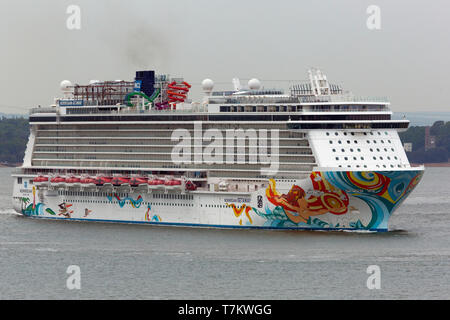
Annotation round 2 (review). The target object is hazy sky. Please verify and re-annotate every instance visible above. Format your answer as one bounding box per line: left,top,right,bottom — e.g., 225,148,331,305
0,0,449,114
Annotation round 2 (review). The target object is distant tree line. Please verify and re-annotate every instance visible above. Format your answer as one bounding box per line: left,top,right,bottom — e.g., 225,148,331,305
0,117,29,165
399,121,450,163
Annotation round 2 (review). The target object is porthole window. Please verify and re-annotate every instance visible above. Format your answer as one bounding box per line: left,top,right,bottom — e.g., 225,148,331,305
329,141,333,144
347,140,351,144
350,148,354,152
373,156,377,160
332,149,336,152
326,132,330,136
335,132,339,136
344,157,348,160
341,148,345,152
373,140,377,144
336,157,339,160
338,141,342,144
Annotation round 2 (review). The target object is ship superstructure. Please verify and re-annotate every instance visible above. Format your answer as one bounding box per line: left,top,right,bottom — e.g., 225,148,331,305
12,69,423,231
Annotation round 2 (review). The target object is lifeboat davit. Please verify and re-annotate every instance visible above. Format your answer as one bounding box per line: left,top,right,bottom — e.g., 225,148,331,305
99,176,113,185
92,177,104,186
66,176,81,184
112,176,130,186
80,177,96,185
65,176,81,188
165,178,182,190
33,176,49,187
185,181,197,191
148,178,165,189
50,176,66,189
130,177,148,186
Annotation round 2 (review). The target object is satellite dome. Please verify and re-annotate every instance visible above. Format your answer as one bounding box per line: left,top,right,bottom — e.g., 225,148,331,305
60,80,72,91
248,78,261,90
201,79,214,92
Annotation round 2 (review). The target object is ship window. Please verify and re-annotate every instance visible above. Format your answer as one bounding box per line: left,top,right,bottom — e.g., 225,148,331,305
326,132,330,136
17,177,22,184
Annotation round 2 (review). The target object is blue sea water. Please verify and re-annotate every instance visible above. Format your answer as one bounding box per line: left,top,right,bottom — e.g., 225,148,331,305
0,167,449,299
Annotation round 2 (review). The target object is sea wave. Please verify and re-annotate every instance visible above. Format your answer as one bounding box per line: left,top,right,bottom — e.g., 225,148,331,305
0,209,20,216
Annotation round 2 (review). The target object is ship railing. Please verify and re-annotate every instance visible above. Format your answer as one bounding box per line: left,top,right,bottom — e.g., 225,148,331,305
298,95,389,103
29,107,57,115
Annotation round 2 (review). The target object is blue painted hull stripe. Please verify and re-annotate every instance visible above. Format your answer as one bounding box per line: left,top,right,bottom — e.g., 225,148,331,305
21,214,388,232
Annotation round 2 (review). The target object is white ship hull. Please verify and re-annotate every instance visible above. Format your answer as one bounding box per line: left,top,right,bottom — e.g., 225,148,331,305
13,168,423,232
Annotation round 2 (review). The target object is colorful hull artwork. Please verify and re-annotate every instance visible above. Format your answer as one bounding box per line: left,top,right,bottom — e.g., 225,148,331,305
249,170,424,231
18,170,423,232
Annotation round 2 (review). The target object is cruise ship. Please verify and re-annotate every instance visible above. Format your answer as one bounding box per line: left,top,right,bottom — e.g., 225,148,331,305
12,69,424,231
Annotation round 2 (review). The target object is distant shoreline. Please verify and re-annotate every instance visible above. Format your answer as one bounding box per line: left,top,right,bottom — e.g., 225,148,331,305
412,162,450,168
